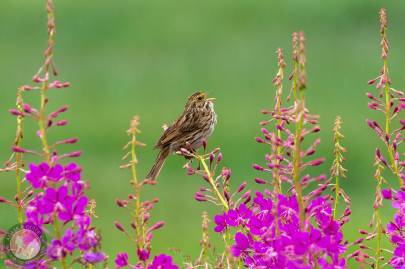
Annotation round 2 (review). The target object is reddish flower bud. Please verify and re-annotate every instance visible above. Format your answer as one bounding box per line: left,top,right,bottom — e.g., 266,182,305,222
381,188,392,199
9,109,24,117
217,152,223,163
65,151,82,158
253,164,264,171
12,146,28,153
0,197,9,203
237,181,247,193
114,221,125,232
56,120,68,126
254,178,266,184
309,158,324,166
116,199,128,208
149,221,165,232
255,137,265,143
368,78,378,85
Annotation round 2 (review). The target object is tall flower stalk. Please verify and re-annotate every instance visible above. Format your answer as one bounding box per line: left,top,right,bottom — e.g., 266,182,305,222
182,146,248,268
114,116,178,269
351,8,404,269
1,1,106,268
331,116,348,219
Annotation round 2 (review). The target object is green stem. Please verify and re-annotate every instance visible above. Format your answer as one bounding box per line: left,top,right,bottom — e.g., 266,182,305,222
375,209,382,269
131,133,145,252
293,112,305,228
333,176,340,219
53,214,67,269
14,88,25,224
39,83,51,163
383,60,402,187
199,156,229,211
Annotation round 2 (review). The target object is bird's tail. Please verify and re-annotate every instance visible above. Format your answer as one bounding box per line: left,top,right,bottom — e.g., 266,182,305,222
146,148,170,181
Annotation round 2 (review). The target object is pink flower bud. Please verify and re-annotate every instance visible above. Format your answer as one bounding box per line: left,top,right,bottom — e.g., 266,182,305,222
367,78,377,85
0,197,9,203
309,158,324,166
242,190,251,200
255,137,265,143
221,168,231,180
237,182,247,193
149,221,165,232
253,164,264,171
116,199,128,208
32,75,42,83
261,128,269,135
186,167,195,175
12,146,28,153
194,192,207,202
180,148,190,155
22,103,32,113
114,221,125,232
65,151,82,158
9,109,24,117
209,153,215,165
217,152,223,163
56,120,68,126
254,178,266,184
22,85,33,91
381,188,392,199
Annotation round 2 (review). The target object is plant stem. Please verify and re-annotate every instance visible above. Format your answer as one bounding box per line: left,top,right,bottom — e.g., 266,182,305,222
375,208,382,269
293,107,305,228
39,87,51,163
53,214,67,269
198,156,229,211
333,175,340,219
131,132,145,252
382,60,402,186
15,88,25,224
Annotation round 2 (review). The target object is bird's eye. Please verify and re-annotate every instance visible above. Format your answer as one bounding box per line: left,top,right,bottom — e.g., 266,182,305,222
197,96,203,101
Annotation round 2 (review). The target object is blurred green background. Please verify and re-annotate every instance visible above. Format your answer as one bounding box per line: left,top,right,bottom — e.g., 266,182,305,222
0,0,404,267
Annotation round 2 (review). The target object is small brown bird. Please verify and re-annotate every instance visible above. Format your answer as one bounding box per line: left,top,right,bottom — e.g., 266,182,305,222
146,91,217,181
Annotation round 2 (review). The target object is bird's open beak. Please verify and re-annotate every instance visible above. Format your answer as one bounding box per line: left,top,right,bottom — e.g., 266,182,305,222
206,97,216,102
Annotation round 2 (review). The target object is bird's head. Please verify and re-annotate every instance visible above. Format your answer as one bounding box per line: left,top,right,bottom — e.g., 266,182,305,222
186,91,215,110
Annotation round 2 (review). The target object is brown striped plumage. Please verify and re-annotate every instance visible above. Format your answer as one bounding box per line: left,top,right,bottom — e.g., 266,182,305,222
146,92,217,181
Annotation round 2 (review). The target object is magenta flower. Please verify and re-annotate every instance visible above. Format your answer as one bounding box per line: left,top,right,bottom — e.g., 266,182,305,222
47,229,75,260
115,252,129,268
58,195,88,222
63,163,82,182
147,254,179,269
215,192,346,268
214,213,228,233
231,232,251,257
387,190,405,268
83,251,106,264
26,162,63,188
41,186,73,215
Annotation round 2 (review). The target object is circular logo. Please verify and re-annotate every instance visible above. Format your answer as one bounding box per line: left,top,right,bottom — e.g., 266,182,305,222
3,223,47,265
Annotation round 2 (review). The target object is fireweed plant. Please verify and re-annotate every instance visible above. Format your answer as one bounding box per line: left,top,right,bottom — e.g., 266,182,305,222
113,116,179,269
0,3,404,269
0,0,106,268
183,32,351,268
348,9,405,269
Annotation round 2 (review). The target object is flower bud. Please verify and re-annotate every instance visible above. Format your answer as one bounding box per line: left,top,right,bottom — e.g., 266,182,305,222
148,221,165,232
252,164,264,171
381,188,392,200
237,182,247,193
9,109,24,117
114,221,125,232
254,178,266,184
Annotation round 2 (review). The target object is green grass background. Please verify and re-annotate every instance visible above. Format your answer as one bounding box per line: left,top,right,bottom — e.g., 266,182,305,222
0,0,404,267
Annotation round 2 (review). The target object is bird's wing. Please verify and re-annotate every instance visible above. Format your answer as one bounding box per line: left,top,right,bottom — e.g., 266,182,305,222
155,112,200,149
